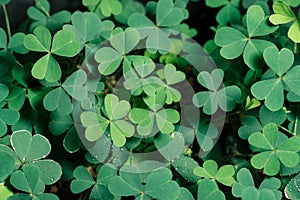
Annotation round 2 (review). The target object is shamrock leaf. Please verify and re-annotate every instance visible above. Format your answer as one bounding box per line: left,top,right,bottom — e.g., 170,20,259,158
251,46,300,111
95,28,140,75
270,1,300,43
0,108,20,138
194,160,236,187
43,87,73,115
0,0,10,5
114,0,145,24
123,56,164,96
205,0,241,24
0,151,16,182
128,0,187,53
193,69,241,115
62,70,88,101
238,105,286,139
215,5,278,69
232,168,282,200
27,0,71,32
63,11,115,54
197,179,226,200
83,0,122,17
285,173,300,200
70,164,116,199
172,155,200,183
81,94,134,147
159,64,186,104
24,26,80,82
9,164,59,200
108,166,180,200
6,86,26,111
48,112,73,136
129,90,180,136
248,123,300,176
10,130,51,163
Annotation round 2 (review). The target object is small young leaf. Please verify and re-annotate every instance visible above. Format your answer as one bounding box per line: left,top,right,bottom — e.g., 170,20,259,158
197,179,226,200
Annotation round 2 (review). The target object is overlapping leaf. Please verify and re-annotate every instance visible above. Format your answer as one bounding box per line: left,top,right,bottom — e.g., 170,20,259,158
215,5,278,69
270,1,300,43
193,68,241,114
123,56,164,96
248,123,300,176
24,26,80,82
232,168,282,200
194,160,236,187
95,28,140,75
251,46,300,111
129,90,180,136
81,94,134,147
108,166,180,200
70,164,116,199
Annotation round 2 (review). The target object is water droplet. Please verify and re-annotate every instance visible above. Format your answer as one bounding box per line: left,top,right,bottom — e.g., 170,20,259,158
50,178,54,182
297,188,300,192
22,157,26,161
289,188,293,192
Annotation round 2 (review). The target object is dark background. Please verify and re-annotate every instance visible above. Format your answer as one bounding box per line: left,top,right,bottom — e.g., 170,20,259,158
0,0,217,45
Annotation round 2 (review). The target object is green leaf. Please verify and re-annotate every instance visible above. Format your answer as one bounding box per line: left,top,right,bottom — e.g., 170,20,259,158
205,0,227,8
285,173,300,200
0,0,10,5
156,0,185,27
108,167,180,199
48,112,73,136
172,155,200,183
10,130,51,163
31,54,61,82
100,0,122,17
62,70,87,101
0,28,7,49
8,33,29,54
197,179,225,200
23,26,51,52
32,160,62,185
6,87,26,111
0,151,16,181
0,183,13,199
232,168,282,200
51,30,80,57
43,87,72,115
194,160,236,186
95,28,140,75
10,164,44,194
70,166,95,194
269,1,296,24
248,123,300,176
63,126,81,153
0,108,20,137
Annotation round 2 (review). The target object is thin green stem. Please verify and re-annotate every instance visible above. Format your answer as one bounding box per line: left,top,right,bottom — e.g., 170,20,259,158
279,125,294,136
293,107,299,136
2,5,11,39
294,43,298,54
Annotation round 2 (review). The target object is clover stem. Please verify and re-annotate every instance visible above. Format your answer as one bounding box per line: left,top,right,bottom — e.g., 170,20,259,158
294,43,298,54
279,125,294,136
2,5,11,39
293,107,299,136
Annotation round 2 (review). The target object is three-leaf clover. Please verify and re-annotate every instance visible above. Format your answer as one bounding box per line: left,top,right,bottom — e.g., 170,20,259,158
123,56,164,96
108,166,180,200
158,64,186,104
128,0,187,53
248,123,300,176
251,46,300,111
269,1,300,43
63,11,115,55
95,27,140,75
27,0,71,32
81,94,134,147
215,5,278,69
205,0,241,25
193,68,241,115
23,26,80,82
232,168,282,200
129,90,180,136
70,164,116,199
9,164,59,200
194,160,236,187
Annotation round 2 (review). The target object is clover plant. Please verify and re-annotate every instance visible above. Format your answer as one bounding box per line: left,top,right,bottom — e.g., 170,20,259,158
0,0,300,199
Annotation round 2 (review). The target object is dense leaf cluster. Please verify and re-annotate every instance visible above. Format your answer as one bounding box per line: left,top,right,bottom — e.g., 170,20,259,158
0,0,300,199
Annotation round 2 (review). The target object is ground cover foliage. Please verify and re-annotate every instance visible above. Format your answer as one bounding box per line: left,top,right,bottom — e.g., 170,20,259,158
0,0,300,199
